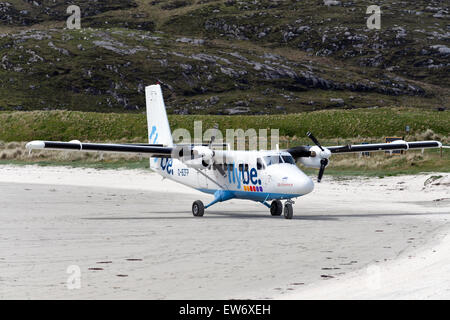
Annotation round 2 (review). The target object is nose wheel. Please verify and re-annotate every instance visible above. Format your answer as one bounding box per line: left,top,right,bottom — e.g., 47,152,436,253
269,200,294,219
283,202,293,219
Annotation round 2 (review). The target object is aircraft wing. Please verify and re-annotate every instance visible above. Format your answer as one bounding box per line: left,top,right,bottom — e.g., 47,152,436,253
326,140,442,154
287,133,445,183
26,140,174,158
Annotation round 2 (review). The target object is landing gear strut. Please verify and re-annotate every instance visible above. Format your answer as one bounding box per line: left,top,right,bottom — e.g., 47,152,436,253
192,200,205,217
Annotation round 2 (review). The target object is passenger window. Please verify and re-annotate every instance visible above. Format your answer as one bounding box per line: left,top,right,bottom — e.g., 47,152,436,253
238,163,249,171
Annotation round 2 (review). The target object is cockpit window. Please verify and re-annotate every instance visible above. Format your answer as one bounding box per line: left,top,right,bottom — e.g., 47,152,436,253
282,155,296,165
263,155,283,166
257,158,265,170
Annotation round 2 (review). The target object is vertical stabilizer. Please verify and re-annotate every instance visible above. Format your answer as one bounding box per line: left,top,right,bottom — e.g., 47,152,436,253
146,84,173,147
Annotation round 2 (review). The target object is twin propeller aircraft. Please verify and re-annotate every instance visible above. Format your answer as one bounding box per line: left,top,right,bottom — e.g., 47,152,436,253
27,85,444,219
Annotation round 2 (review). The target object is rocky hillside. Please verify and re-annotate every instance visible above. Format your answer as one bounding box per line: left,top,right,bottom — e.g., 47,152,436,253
0,0,448,114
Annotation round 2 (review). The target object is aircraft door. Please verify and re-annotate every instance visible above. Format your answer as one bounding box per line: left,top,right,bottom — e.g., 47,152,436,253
257,157,270,190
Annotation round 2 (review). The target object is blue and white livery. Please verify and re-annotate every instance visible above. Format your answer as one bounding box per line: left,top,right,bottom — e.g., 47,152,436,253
26,84,445,219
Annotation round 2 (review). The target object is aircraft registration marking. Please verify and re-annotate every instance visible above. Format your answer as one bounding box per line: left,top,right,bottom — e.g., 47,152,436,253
178,168,189,176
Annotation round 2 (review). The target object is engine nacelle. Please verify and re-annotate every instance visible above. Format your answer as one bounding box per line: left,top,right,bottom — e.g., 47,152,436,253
192,146,214,161
297,146,331,168
182,146,214,169
183,158,209,170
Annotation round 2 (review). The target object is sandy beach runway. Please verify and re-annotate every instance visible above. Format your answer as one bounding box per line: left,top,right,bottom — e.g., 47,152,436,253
0,165,448,299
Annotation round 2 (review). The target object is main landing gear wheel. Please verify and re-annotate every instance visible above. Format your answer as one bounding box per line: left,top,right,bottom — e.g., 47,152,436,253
284,203,293,220
192,200,205,217
270,200,283,216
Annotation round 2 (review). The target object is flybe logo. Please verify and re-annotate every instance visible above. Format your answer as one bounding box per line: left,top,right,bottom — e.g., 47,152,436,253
150,125,159,164
160,158,174,175
149,125,158,144
227,163,262,190
244,185,264,192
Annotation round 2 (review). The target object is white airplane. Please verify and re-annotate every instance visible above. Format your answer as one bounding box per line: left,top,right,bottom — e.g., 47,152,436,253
26,84,445,219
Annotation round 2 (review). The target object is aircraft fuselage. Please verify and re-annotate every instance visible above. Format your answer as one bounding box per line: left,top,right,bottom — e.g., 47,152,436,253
152,150,314,202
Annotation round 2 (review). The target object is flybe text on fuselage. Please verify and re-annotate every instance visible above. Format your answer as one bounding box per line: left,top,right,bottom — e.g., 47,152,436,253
227,163,262,191
159,157,263,191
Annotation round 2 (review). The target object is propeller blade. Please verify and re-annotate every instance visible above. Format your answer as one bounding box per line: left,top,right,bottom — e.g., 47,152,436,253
306,131,324,151
317,158,328,183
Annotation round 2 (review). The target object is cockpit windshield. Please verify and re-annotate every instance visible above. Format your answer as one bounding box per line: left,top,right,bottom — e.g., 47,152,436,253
263,154,296,166
263,155,283,166
282,155,296,165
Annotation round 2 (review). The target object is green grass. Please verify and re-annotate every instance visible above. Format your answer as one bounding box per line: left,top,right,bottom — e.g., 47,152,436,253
0,107,448,142
1,108,448,177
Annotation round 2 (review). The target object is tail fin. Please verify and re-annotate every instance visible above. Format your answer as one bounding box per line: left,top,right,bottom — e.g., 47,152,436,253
146,84,173,147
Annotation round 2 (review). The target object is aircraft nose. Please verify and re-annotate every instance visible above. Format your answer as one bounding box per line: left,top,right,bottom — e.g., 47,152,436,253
302,176,314,194
269,164,314,196
294,174,314,195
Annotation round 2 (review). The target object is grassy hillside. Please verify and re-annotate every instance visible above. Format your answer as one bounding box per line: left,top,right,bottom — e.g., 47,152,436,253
0,0,448,114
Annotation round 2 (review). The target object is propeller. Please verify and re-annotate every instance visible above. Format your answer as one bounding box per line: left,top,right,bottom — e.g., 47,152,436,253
306,131,324,151
306,132,330,183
